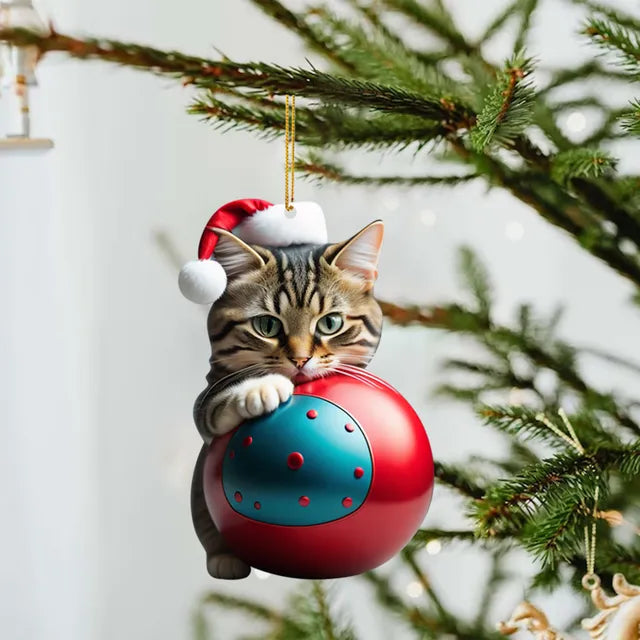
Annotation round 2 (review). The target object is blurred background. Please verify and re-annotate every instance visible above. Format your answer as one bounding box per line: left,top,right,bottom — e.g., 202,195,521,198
2,0,640,638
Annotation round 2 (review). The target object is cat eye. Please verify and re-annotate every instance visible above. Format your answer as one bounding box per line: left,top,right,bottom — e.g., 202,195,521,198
316,313,344,336
252,315,282,338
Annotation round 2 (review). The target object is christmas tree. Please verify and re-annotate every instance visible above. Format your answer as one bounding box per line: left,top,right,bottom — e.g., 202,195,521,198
4,1,640,638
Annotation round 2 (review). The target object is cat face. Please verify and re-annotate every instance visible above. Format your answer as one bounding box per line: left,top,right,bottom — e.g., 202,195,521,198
206,221,384,382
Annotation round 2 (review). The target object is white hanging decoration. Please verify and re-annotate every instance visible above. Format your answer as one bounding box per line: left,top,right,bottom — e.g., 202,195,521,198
0,0,49,139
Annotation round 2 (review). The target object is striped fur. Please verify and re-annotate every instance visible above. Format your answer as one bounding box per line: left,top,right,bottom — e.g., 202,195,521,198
191,221,384,579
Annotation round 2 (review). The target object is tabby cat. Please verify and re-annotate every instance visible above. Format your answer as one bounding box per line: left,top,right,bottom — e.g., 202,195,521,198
190,220,384,579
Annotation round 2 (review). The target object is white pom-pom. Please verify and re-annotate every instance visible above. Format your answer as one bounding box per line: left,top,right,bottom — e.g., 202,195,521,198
178,259,227,304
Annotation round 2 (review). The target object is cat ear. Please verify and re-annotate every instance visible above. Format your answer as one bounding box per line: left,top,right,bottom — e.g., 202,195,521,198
212,228,267,279
328,220,384,285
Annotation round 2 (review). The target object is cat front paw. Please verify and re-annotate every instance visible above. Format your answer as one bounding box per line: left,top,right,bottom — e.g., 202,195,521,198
207,553,251,580
235,374,294,419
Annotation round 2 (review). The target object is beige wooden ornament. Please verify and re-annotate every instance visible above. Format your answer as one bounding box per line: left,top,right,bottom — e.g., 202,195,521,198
581,573,640,640
497,413,640,640
498,601,566,639
497,574,640,640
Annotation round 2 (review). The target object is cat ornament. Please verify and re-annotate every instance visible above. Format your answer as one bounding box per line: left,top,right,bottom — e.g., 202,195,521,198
180,199,434,579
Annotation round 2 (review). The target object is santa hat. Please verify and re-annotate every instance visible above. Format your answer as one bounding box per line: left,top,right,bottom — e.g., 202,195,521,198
178,198,328,304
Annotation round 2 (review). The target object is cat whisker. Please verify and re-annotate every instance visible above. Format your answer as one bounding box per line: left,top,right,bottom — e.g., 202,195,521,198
337,351,376,364
332,365,382,389
334,363,396,391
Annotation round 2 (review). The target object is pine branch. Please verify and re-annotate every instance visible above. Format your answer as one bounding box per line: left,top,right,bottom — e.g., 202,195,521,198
481,0,522,42
514,0,540,52
479,405,620,450
309,582,352,640
521,489,598,565
577,0,640,34
380,253,640,437
409,528,477,546
472,555,506,630
190,97,448,150
585,17,640,73
297,157,478,185
622,98,640,136
247,0,356,72
533,103,574,150
550,148,617,185
199,592,285,623
401,549,455,625
473,443,640,541
0,28,474,126
303,4,467,100
539,60,632,98
580,345,640,376
458,246,492,320
380,0,475,55
361,572,440,637
434,461,487,499
345,0,449,68
471,53,536,151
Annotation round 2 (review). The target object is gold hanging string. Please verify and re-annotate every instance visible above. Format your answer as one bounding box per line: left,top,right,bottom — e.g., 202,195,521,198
535,409,585,455
582,485,600,590
284,95,296,211
535,410,602,590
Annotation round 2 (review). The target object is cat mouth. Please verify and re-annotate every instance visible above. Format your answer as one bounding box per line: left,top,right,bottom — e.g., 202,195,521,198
292,370,329,384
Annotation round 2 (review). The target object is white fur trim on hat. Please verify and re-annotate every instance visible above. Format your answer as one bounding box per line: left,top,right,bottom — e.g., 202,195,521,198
236,202,328,247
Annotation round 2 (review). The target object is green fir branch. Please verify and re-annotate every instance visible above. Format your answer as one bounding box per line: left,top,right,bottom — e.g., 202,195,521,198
471,53,536,151
539,60,632,97
0,28,474,126
514,0,540,53
434,461,487,499
585,17,640,73
297,157,478,185
550,148,618,185
481,0,522,42
303,4,467,100
361,572,438,637
479,405,620,449
380,0,475,55
622,98,640,136
189,98,448,150
473,443,640,542
248,0,356,72
576,0,640,33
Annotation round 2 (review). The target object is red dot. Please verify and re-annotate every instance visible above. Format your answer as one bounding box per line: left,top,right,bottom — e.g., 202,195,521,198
234,491,243,503
254,501,261,510
229,450,235,459
354,467,364,479
345,423,355,432
299,496,310,507
243,436,253,447
342,497,353,508
306,409,318,419
287,452,304,470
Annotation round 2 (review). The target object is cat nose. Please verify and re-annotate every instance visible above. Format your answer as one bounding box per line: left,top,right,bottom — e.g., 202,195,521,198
289,356,311,369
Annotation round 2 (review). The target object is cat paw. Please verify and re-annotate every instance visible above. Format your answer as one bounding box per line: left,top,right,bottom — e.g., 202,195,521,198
207,553,251,580
234,374,294,420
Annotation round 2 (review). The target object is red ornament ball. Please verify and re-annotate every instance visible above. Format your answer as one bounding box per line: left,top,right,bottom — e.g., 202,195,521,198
203,371,434,579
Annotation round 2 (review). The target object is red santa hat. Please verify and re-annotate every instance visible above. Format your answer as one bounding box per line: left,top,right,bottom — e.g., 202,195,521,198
178,198,328,304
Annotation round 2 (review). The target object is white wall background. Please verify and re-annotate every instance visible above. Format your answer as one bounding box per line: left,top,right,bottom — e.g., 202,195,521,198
2,1,640,639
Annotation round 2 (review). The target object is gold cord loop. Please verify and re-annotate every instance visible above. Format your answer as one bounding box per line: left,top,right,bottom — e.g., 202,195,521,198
284,95,296,211
583,485,600,587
